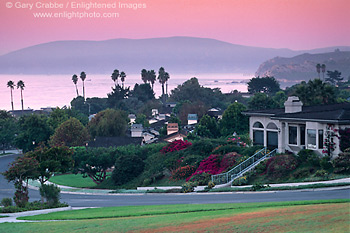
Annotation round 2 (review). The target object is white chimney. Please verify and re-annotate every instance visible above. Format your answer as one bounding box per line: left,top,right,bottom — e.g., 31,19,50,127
284,96,303,113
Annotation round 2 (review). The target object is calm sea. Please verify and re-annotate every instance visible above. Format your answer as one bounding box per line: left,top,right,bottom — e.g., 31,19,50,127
0,73,250,111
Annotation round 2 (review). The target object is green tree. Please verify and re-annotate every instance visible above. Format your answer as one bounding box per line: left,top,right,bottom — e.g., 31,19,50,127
7,80,15,111
158,67,167,103
219,102,248,136
73,147,117,184
112,153,144,186
135,114,150,127
107,84,130,108
2,155,39,207
194,114,219,138
179,101,208,125
71,96,89,115
316,63,321,78
321,64,326,79
47,107,70,130
27,145,74,185
131,83,155,103
80,71,87,100
248,93,276,110
49,118,90,147
17,80,25,111
88,109,128,137
272,91,288,108
0,113,17,154
326,70,343,86
294,79,336,106
15,114,52,152
72,74,79,97
247,76,280,95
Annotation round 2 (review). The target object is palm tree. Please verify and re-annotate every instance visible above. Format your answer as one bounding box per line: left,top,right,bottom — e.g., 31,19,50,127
7,80,15,111
148,70,156,90
17,80,25,111
321,64,326,80
164,72,170,101
158,67,166,102
141,69,148,83
80,71,86,100
120,71,126,89
72,74,79,97
111,69,119,85
316,64,321,78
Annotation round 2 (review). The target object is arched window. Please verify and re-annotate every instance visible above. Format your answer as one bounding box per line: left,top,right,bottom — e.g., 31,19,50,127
267,122,278,130
253,122,264,128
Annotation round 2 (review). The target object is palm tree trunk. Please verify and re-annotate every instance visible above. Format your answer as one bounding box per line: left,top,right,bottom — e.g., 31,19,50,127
20,90,24,111
75,84,79,97
82,81,85,100
162,84,165,103
10,89,14,111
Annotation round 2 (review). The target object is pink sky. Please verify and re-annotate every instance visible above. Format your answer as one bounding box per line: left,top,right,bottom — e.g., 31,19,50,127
1,0,350,55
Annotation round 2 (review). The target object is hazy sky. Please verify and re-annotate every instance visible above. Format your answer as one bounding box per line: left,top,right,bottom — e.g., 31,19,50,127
1,0,349,55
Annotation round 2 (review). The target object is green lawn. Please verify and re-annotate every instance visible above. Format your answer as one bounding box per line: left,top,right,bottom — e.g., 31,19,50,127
1,200,348,232
49,173,97,188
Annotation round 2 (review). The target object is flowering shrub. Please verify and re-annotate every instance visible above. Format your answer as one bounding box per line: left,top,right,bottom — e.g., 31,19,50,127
186,152,243,182
171,165,196,181
227,136,247,147
160,140,192,154
322,124,339,157
264,154,298,178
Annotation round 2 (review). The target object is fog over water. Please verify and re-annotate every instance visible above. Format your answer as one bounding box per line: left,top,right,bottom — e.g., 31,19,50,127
0,73,252,111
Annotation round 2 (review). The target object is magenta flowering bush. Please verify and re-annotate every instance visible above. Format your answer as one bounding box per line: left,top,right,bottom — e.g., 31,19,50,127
171,165,196,181
160,140,192,154
264,154,298,178
186,152,243,181
227,136,247,147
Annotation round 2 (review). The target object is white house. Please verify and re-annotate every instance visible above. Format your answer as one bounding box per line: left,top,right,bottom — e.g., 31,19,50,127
243,96,350,157
131,124,143,138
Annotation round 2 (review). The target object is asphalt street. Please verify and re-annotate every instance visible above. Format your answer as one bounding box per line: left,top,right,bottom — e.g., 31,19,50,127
1,154,349,208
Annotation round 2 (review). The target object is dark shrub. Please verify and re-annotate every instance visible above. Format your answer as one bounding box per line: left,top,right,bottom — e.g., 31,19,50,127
320,156,332,170
112,154,145,185
171,165,196,181
339,128,350,152
333,150,350,174
1,198,13,207
181,182,198,193
292,167,311,179
39,184,61,207
254,160,267,175
297,149,320,166
265,154,298,178
187,172,211,185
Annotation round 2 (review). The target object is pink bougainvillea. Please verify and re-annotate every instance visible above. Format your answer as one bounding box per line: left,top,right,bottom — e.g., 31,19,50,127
186,152,243,181
160,140,192,154
171,165,196,181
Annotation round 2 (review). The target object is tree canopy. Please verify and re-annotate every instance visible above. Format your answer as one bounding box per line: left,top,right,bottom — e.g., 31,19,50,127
247,76,280,95
219,102,249,136
88,109,128,137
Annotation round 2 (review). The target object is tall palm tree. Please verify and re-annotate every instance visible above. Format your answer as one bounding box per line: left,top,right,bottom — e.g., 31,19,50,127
111,69,119,85
316,64,321,78
72,74,79,97
80,71,86,100
321,64,326,80
120,71,126,89
164,72,170,101
148,70,156,90
158,67,166,102
17,80,25,111
7,80,15,111
141,69,148,83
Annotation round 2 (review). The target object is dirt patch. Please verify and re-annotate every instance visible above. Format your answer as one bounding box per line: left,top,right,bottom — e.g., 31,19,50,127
132,203,349,233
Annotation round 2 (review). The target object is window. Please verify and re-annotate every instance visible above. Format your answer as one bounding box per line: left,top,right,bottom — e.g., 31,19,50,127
267,122,278,130
253,122,263,128
318,130,324,149
289,126,297,145
300,125,306,145
267,131,278,148
253,130,264,145
307,129,316,149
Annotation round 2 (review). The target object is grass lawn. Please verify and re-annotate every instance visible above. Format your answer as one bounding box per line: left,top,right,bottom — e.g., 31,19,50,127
49,173,97,188
1,200,346,232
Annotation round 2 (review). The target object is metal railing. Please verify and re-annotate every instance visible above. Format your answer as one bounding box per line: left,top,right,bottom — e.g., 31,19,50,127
211,147,277,186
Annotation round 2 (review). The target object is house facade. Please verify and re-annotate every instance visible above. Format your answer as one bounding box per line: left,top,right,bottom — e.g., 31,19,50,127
244,97,350,157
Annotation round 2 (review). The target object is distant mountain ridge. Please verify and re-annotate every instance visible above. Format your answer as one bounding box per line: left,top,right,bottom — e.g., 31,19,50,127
255,50,350,81
0,36,349,75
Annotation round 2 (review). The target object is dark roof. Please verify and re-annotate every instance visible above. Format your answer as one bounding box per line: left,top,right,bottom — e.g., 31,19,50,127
87,136,143,148
149,119,167,130
244,103,350,124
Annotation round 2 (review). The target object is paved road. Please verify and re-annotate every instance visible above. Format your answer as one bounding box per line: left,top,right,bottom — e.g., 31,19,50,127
1,154,349,208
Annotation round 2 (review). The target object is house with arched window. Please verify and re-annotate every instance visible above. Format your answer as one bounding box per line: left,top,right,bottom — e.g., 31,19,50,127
243,96,350,157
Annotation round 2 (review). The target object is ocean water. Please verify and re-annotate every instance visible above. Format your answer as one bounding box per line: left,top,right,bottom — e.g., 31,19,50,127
0,73,250,111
